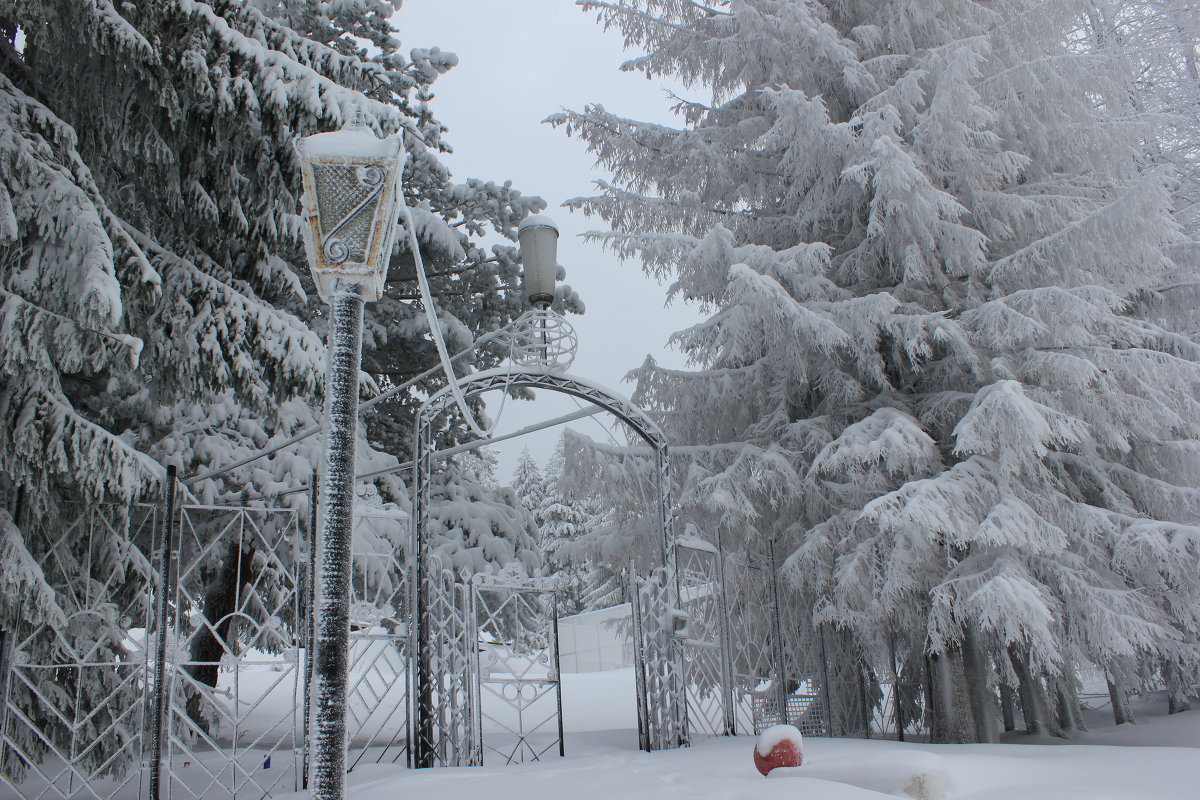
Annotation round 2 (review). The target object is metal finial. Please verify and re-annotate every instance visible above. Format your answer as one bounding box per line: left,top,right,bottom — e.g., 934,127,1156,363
344,106,369,131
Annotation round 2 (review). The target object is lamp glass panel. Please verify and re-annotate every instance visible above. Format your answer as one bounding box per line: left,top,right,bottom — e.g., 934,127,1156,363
312,163,390,267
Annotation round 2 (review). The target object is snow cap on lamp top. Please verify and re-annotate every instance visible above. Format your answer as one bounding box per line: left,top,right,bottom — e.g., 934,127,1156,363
296,109,401,159
295,111,404,304
518,214,559,308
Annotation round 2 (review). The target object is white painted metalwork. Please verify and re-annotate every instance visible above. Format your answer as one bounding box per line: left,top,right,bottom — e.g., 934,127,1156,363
162,505,303,800
0,504,157,800
470,575,563,765
501,309,578,372
343,511,410,772
675,543,734,738
408,560,474,768
410,368,686,766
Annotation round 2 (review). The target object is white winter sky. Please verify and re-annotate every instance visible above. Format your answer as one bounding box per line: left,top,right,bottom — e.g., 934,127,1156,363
394,0,702,481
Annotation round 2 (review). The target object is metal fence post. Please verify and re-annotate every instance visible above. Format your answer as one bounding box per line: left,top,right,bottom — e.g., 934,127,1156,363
714,531,736,736
148,465,178,800
0,611,13,774
819,625,834,736
766,537,789,728
552,593,566,757
302,478,318,789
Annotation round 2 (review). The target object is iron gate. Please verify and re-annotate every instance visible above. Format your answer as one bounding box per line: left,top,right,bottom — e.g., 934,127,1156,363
0,505,156,800
162,505,303,800
674,541,733,737
471,576,563,765
343,511,410,773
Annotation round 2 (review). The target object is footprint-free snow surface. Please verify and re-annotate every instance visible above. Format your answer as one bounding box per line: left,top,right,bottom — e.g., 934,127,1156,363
280,668,1199,800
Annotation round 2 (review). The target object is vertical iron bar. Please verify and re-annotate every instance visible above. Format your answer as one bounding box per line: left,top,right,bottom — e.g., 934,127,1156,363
861,665,872,739
629,569,650,752
714,531,736,736
552,593,565,757
149,464,178,800
303,479,319,789
469,580,482,767
766,537,788,729
891,635,904,742
819,625,833,736
411,418,433,767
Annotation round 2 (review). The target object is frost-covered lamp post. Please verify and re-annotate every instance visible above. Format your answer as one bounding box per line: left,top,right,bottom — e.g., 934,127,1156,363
296,115,403,800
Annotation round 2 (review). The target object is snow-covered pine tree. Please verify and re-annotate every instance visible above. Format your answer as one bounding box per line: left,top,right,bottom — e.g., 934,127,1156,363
1093,0,1200,339
511,446,550,525
0,0,550,767
427,451,542,579
535,435,597,614
556,0,1200,740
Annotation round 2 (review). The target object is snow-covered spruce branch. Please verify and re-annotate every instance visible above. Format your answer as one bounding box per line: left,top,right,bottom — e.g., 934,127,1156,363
174,0,420,135
0,286,143,364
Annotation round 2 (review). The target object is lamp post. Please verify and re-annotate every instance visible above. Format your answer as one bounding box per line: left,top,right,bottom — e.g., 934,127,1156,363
296,114,403,800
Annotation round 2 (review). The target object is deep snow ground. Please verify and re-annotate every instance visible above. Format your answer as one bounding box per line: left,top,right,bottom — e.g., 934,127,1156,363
310,726,1200,800
280,671,1200,800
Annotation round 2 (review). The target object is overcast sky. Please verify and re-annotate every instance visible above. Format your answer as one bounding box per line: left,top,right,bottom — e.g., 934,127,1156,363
396,0,702,480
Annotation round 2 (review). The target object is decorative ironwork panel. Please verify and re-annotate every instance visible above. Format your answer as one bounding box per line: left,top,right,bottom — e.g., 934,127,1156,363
311,163,385,265
414,367,685,756
722,539,785,736
675,543,732,738
0,505,156,800
344,512,410,772
409,561,473,768
630,568,687,751
162,506,302,799
470,576,563,765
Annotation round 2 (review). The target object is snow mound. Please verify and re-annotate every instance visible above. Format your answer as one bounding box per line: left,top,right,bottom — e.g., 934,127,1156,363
755,723,803,755
773,749,947,800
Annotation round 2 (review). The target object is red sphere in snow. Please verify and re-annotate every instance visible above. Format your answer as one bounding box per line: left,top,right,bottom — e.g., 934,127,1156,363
753,724,804,776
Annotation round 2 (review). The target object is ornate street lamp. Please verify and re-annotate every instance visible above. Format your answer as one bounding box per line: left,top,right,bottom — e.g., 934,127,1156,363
295,114,403,800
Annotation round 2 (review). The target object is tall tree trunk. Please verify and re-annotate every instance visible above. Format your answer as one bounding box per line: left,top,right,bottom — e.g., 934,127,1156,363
1164,660,1193,714
999,683,1017,732
1008,646,1064,737
186,539,256,730
1107,676,1135,725
927,647,977,743
962,626,996,742
1054,676,1086,734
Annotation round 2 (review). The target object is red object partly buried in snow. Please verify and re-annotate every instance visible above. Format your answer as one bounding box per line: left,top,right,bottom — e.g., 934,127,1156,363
753,724,804,775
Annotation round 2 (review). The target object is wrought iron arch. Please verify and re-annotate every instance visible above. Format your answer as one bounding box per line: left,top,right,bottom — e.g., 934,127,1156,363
409,368,687,767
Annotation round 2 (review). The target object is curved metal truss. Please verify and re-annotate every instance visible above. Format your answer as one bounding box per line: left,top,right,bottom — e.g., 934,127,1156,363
410,368,687,767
